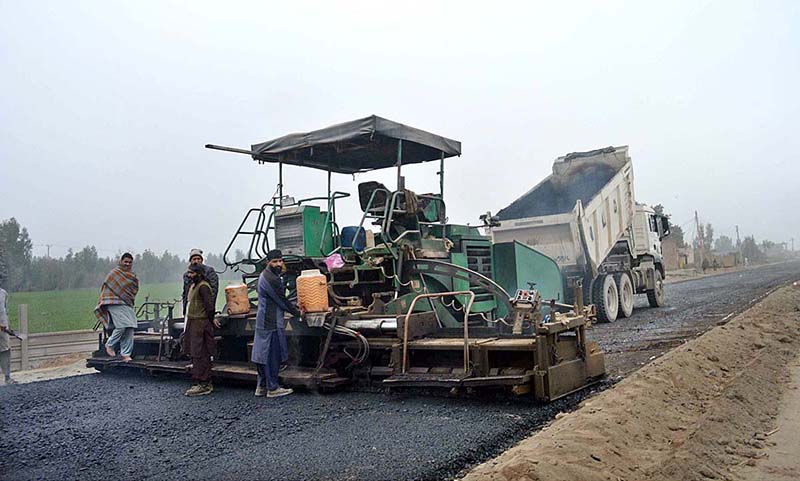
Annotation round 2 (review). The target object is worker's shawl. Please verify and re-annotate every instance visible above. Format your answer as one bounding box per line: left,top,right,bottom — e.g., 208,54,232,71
94,267,139,326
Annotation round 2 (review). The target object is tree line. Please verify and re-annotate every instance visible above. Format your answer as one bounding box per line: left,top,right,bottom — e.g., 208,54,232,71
0,218,240,292
653,205,789,263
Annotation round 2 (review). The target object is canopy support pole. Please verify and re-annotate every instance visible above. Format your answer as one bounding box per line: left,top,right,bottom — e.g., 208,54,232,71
439,151,445,198
327,169,333,226
278,162,283,205
396,139,403,190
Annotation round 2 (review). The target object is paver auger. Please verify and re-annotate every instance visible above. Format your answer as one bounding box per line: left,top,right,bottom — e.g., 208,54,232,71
87,116,605,401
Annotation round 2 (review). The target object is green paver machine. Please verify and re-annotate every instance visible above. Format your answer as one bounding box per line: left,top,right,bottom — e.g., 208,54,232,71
87,116,605,401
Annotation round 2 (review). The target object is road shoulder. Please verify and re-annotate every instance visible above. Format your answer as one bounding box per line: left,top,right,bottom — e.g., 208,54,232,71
462,283,800,481
740,351,800,481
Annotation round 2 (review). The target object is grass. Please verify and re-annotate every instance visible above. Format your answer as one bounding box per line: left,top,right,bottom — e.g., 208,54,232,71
6,282,232,334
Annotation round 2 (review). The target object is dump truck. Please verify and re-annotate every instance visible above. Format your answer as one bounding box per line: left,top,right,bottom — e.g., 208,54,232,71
87,116,606,401
489,146,670,322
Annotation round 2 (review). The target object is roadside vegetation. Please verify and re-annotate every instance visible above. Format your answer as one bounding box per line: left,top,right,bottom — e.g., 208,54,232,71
6,282,234,333
0,217,242,333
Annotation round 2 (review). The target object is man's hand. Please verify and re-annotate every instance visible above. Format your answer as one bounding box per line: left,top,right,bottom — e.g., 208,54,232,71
212,319,221,329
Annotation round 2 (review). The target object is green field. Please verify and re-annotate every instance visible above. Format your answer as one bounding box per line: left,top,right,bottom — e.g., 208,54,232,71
6,282,232,334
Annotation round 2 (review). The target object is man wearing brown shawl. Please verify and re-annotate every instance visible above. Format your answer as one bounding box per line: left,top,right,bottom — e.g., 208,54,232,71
184,263,220,396
95,253,139,361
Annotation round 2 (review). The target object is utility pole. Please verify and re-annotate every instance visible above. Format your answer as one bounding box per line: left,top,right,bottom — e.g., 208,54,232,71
735,225,742,264
695,211,704,272
46,244,52,258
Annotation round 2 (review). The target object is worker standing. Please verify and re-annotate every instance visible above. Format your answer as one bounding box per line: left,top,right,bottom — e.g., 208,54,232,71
251,249,300,398
0,285,13,384
181,248,219,315
94,253,139,362
184,263,220,397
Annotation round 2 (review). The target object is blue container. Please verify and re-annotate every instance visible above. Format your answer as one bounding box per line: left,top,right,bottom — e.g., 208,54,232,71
341,226,366,251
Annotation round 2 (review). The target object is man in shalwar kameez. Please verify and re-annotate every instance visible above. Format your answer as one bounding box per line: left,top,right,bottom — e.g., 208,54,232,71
252,249,301,398
94,253,139,361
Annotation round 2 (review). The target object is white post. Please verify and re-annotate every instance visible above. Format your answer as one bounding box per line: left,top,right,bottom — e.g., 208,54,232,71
19,304,29,370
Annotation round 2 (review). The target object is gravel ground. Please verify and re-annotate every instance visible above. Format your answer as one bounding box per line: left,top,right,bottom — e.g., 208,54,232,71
1,260,798,481
594,259,800,377
0,374,600,481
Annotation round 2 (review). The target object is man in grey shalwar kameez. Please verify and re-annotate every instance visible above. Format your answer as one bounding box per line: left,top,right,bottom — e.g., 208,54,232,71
252,249,301,398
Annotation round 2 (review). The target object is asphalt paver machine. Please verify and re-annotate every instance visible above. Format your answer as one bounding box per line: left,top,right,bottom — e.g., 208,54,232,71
87,116,605,401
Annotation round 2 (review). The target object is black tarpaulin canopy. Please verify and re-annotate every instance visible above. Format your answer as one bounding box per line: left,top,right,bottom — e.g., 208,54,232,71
248,115,461,174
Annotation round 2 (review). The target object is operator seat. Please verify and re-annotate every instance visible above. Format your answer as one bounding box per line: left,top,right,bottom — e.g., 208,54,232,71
358,181,389,213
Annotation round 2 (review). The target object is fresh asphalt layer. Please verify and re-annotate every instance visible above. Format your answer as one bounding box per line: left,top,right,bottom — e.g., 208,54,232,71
1,260,798,481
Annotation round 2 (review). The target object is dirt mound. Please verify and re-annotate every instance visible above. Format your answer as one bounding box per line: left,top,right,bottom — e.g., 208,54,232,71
463,283,800,481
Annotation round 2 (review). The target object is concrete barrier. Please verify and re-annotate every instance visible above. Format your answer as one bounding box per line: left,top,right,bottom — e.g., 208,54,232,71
9,305,98,371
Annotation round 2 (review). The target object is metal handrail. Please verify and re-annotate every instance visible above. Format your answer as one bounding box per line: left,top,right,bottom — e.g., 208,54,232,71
354,187,393,256
319,191,351,257
224,190,356,270
381,191,407,242
401,290,476,375
223,200,280,271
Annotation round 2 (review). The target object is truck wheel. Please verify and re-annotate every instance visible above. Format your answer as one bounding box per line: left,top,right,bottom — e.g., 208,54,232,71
615,272,634,318
593,274,619,322
647,270,666,307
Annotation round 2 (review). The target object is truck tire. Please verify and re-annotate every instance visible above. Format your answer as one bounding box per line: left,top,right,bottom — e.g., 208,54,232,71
647,270,666,307
593,274,619,322
615,272,634,318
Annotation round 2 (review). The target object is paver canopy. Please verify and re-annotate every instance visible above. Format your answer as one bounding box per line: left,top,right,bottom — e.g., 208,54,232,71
249,115,461,174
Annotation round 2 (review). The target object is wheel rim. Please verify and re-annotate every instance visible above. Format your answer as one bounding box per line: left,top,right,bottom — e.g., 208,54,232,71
655,278,664,303
605,277,619,319
620,275,633,313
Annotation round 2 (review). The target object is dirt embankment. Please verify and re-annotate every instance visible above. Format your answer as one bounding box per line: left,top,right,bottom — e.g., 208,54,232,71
463,283,800,481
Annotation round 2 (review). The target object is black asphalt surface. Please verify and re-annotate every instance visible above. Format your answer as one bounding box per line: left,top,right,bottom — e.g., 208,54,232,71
593,260,800,376
2,261,798,481
0,375,598,481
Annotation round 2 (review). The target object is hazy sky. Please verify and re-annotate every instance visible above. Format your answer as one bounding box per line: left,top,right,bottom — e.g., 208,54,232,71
2,0,799,259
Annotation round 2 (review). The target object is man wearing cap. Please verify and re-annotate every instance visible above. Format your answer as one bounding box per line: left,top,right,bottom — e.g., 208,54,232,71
184,263,220,396
252,249,301,398
182,249,219,316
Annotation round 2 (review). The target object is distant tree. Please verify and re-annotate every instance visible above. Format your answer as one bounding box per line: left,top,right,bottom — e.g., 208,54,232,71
670,225,686,248
0,245,8,287
714,235,734,253
0,218,33,290
0,216,241,291
703,223,714,252
652,204,685,247
741,236,764,262
204,252,239,280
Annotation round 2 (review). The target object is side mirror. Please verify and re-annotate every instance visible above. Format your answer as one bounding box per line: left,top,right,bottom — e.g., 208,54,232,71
658,215,670,239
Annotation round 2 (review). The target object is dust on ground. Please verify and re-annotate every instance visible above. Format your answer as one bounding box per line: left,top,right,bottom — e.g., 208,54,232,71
463,282,800,481
1,353,94,386
740,351,800,481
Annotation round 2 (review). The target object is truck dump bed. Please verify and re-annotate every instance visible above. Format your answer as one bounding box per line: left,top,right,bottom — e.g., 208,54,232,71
492,146,635,278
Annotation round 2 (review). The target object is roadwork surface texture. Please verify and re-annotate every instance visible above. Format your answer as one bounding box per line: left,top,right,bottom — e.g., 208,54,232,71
1,261,798,481
463,283,800,481
0,374,598,481
594,261,800,376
